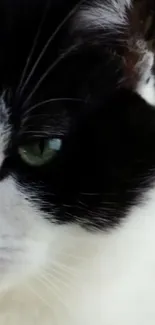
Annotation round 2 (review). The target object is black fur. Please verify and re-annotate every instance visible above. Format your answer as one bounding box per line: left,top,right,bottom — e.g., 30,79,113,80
0,0,155,229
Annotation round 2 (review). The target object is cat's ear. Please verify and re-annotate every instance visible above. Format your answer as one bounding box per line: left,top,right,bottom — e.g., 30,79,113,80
73,0,131,32
72,0,155,106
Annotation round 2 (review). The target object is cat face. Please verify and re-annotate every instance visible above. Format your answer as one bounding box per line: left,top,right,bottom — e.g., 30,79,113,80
0,0,154,290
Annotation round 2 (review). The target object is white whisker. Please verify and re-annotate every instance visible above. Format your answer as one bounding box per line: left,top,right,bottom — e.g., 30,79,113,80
42,267,78,292
43,268,71,287
22,97,84,119
57,251,91,261
46,260,81,277
37,274,70,311
20,0,84,98
16,0,51,95
21,44,78,109
27,283,54,311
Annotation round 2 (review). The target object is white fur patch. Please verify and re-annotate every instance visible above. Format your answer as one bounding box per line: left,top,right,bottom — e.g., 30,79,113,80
137,74,155,106
136,51,155,106
75,0,131,30
0,179,155,324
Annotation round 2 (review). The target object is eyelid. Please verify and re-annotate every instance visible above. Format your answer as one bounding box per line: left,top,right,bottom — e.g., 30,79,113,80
18,134,64,147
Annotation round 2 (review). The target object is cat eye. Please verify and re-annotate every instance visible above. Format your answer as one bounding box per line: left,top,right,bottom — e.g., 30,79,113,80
18,138,62,166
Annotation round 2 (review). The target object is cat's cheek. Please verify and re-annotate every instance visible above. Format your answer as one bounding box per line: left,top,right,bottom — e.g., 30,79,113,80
0,176,60,291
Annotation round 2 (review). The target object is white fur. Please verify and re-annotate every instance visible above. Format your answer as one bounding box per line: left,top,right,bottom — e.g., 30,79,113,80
137,73,155,106
136,51,155,106
0,181,155,324
0,88,154,323
0,109,153,325
75,0,131,30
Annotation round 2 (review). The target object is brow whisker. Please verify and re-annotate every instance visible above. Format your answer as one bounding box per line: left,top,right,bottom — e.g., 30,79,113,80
16,0,51,97
21,44,78,109
23,97,84,117
20,0,84,99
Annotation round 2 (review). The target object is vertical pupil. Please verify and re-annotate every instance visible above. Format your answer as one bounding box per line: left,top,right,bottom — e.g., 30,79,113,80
39,140,45,155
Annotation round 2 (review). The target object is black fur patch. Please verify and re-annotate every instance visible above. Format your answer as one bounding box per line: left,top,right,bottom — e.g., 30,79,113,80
0,0,155,230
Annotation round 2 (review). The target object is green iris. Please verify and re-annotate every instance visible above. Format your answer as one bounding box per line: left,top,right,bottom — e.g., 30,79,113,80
19,138,62,166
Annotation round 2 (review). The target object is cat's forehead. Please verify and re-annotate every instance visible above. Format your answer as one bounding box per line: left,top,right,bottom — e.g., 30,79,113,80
0,0,75,87
0,0,154,124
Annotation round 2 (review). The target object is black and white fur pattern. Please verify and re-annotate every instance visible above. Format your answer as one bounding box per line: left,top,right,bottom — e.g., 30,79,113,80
0,0,155,324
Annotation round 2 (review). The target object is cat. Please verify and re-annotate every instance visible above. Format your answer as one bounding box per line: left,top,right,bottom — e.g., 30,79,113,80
0,0,154,324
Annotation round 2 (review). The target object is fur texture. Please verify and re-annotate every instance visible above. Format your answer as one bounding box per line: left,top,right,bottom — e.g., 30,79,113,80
0,0,154,324
74,0,131,30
